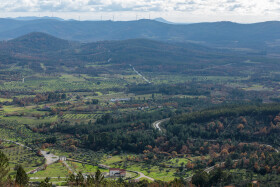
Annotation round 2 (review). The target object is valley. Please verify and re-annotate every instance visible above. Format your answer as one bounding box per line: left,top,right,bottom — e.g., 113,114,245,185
0,25,280,186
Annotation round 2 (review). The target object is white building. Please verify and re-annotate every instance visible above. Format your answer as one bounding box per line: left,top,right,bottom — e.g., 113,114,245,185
109,168,126,177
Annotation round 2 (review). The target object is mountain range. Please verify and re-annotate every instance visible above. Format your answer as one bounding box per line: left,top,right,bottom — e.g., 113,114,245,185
0,32,250,73
0,18,280,52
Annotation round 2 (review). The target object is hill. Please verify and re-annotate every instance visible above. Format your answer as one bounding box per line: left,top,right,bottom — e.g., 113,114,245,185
0,32,248,72
7,32,72,53
0,19,279,52
78,38,227,66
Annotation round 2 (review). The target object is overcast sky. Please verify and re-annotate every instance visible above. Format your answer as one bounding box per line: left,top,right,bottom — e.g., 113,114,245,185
0,0,279,23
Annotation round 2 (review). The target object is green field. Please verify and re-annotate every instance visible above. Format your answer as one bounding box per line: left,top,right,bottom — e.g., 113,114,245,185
29,162,70,178
0,142,44,175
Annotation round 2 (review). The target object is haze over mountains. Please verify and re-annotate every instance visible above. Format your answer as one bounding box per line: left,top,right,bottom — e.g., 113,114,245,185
0,32,237,68
0,31,277,79
0,18,280,52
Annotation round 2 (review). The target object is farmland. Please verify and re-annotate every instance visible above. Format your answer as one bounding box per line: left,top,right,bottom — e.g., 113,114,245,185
0,32,280,186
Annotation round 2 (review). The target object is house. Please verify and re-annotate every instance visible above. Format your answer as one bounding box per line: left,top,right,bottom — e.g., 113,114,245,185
29,169,38,174
109,168,126,177
59,156,67,161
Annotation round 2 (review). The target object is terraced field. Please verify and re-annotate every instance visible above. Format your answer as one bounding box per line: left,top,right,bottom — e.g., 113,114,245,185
63,113,102,120
0,143,45,174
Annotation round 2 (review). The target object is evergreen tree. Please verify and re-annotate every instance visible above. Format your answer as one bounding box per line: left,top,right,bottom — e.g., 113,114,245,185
0,151,9,184
94,169,104,183
15,165,29,186
75,171,84,186
192,170,209,187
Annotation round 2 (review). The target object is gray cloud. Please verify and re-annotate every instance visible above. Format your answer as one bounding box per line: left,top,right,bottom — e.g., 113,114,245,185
0,0,279,16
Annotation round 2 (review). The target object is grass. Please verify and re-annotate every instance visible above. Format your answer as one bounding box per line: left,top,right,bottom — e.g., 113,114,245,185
67,161,107,174
29,162,70,178
243,84,273,91
165,158,190,167
109,161,178,181
101,155,123,165
100,155,178,181
60,74,86,82
0,98,13,102
1,115,58,125
0,142,45,174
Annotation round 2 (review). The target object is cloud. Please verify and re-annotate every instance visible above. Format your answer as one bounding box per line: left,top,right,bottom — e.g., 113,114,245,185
0,0,279,16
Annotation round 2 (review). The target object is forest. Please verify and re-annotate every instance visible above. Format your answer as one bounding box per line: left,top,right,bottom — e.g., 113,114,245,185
0,31,280,186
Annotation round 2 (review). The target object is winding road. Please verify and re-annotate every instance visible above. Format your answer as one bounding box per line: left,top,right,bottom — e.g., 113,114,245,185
2,116,279,183
152,118,170,132
40,150,59,165
1,139,153,181
150,118,280,182
135,171,155,181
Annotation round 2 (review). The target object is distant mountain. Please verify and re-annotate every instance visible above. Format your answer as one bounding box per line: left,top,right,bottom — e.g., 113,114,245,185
78,38,225,66
153,17,174,24
0,18,279,51
8,32,72,52
153,17,190,25
11,16,65,21
0,32,74,59
0,32,248,72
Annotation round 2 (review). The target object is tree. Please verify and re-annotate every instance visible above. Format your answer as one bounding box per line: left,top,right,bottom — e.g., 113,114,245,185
117,177,124,184
94,169,104,183
86,169,104,186
192,170,209,187
0,151,9,184
75,171,84,185
209,168,232,186
15,165,29,186
39,177,52,187
67,173,75,185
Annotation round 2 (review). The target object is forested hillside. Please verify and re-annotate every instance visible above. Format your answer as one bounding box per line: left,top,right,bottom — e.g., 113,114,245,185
0,18,280,52
0,32,251,73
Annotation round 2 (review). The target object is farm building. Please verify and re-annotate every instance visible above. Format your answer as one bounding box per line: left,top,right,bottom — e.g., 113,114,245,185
109,168,126,177
59,156,67,161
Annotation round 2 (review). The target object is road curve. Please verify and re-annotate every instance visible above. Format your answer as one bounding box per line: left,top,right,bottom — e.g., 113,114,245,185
135,171,155,181
152,118,170,132
40,150,59,165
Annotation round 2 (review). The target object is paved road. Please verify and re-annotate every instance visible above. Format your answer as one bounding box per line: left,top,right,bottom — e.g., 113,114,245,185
135,171,155,181
40,151,76,175
130,65,151,84
62,160,77,175
30,177,67,179
260,144,279,153
152,118,170,132
0,139,32,150
40,150,59,165
1,138,154,181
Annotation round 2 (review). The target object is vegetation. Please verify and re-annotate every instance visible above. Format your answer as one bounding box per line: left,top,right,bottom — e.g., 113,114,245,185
0,151,9,184
15,165,29,186
0,29,280,186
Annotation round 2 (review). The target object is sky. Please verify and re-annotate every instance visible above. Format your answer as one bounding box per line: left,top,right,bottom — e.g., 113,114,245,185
0,0,279,23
